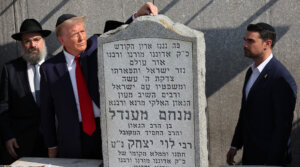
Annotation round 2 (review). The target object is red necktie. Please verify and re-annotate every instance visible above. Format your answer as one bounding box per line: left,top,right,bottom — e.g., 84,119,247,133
75,56,96,136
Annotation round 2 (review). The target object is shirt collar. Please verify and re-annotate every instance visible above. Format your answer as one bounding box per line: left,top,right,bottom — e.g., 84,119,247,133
251,53,273,73
63,49,76,67
27,58,45,67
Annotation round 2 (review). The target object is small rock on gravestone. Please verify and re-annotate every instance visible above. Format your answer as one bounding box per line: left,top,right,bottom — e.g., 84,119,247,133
98,15,207,167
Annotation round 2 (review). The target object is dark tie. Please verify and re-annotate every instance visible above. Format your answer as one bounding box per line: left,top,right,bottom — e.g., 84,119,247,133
33,64,40,105
243,67,253,101
74,56,96,136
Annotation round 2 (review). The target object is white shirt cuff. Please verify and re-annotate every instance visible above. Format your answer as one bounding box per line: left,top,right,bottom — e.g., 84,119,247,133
231,146,237,150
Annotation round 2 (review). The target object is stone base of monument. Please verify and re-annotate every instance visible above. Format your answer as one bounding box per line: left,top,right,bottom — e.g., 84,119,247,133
10,157,102,167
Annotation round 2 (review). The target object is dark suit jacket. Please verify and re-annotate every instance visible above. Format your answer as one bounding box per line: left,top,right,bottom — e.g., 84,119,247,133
40,18,131,158
231,57,297,165
0,57,46,159
40,34,100,158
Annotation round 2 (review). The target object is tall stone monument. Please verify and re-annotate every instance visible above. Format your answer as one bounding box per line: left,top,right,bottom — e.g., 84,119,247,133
98,15,207,167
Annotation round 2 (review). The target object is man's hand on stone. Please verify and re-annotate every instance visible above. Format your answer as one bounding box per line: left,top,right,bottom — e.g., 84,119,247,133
5,138,19,159
135,2,158,18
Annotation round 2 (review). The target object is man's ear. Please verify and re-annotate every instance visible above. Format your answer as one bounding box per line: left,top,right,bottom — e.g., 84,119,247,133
57,36,64,45
265,39,272,49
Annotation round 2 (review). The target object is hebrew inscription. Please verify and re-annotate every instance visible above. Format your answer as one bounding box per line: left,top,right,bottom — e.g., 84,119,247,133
103,38,194,167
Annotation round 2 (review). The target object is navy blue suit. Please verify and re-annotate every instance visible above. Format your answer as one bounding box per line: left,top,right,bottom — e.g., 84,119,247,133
40,19,132,158
40,34,99,158
231,57,297,165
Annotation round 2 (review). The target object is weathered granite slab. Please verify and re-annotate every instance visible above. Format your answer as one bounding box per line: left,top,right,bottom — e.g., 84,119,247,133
98,15,207,167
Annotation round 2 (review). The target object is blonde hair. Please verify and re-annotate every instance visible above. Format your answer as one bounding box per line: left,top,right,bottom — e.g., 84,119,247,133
56,16,86,37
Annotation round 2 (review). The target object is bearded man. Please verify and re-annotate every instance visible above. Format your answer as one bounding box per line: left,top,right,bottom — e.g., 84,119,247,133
0,19,50,164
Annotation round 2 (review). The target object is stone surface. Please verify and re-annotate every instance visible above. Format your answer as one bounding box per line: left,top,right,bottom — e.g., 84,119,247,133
10,157,101,167
98,15,207,167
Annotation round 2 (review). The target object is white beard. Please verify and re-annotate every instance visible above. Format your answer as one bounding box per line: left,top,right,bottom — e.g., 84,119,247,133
22,42,48,65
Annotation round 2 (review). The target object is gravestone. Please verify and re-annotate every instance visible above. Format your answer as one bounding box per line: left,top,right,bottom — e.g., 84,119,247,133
98,15,207,167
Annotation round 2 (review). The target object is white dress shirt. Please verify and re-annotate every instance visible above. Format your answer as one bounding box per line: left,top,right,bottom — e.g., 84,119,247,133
245,54,273,99
27,60,44,101
64,50,100,122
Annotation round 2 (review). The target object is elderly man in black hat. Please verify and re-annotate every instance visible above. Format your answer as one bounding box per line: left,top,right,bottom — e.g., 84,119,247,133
40,2,157,159
0,18,50,164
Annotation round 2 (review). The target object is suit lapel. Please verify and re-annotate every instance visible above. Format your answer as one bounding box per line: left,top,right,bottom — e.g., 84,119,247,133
53,52,78,107
17,58,36,103
242,67,252,103
247,57,274,100
80,52,89,83
54,52,69,79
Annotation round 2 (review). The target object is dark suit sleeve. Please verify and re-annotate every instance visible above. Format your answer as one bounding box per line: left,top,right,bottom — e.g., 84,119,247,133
40,65,57,148
0,65,15,142
125,15,134,24
231,68,253,150
102,15,134,34
231,108,244,150
266,77,296,164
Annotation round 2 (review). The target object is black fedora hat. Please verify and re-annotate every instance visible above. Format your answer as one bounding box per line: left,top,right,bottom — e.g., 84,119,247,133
11,19,51,41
